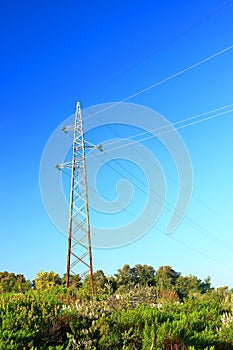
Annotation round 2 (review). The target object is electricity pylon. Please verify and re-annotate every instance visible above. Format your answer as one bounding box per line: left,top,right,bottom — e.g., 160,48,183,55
57,102,96,295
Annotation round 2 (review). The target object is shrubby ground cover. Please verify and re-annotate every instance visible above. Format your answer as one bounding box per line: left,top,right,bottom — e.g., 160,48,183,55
0,265,233,349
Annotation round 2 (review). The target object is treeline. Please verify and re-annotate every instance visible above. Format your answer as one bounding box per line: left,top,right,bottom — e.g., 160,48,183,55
0,265,233,349
0,264,213,301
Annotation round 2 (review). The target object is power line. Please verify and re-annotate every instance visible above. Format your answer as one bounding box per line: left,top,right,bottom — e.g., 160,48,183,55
110,0,233,80
61,166,223,266
83,96,233,251
83,44,233,122
167,235,222,265
94,183,226,265
83,104,233,251
92,146,233,253
58,42,233,278
85,102,233,155
86,106,233,160
86,98,232,247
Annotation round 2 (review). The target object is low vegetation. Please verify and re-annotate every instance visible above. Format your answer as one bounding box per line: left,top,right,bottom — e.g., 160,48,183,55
0,265,233,349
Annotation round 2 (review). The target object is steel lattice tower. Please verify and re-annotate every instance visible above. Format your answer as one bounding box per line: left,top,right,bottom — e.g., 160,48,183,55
60,102,94,295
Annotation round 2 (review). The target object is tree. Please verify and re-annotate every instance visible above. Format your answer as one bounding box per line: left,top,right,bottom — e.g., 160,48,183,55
0,271,31,293
82,270,109,294
33,270,62,290
201,276,212,293
92,269,110,294
114,264,137,291
155,266,180,293
113,264,156,293
176,275,201,299
206,286,229,304
133,264,155,286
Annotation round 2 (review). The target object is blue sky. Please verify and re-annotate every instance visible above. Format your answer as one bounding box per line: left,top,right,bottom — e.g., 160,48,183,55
1,0,233,287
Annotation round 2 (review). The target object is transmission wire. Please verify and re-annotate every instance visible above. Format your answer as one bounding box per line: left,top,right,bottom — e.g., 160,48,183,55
85,102,233,154
61,168,221,266
85,106,233,161
83,44,233,122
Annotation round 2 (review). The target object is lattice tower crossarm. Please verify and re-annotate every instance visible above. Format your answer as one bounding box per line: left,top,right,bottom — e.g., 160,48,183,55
65,101,94,295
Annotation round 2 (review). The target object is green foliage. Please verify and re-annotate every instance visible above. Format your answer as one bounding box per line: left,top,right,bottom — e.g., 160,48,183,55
114,264,155,293
155,265,180,292
114,264,137,292
61,273,82,289
0,271,31,294
82,270,111,296
1,264,233,349
142,321,155,349
33,270,62,290
175,274,212,300
0,289,70,349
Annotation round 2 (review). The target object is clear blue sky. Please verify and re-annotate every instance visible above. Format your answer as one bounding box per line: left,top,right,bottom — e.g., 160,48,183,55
1,0,233,287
